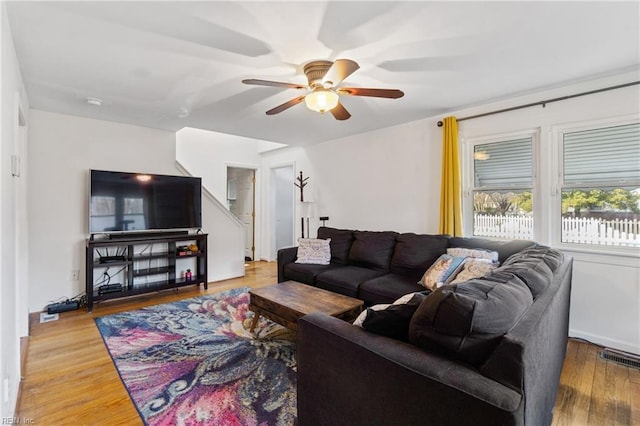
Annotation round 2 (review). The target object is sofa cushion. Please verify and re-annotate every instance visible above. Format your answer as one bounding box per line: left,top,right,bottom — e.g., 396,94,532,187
317,227,354,265
390,233,449,279
348,230,399,272
448,237,535,263
497,262,552,299
296,238,331,265
316,266,387,297
359,273,428,305
498,245,564,298
353,292,429,341
408,275,533,366
502,244,564,271
283,262,338,285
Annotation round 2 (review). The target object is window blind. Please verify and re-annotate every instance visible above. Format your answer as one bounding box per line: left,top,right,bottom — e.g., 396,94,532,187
474,137,533,187
564,123,640,185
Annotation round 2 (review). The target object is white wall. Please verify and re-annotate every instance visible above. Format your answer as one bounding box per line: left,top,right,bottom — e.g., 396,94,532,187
259,118,443,259
0,2,30,417
26,112,263,317
273,165,294,252
199,187,246,283
27,110,177,312
176,127,282,262
177,128,265,204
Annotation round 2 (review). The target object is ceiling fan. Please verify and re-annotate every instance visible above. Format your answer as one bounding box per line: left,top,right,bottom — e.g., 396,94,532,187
242,59,404,120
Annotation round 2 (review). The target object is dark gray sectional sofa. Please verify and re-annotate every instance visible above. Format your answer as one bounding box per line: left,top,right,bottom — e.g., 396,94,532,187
277,226,536,305
277,227,573,426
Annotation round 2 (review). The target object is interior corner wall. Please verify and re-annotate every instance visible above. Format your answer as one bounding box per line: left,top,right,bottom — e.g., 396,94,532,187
259,117,443,259
176,127,269,263
1,1,30,417
177,128,264,204
453,71,640,354
27,110,177,312
306,118,442,233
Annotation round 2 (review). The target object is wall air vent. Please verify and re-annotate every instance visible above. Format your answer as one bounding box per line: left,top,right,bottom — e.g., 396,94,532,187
599,348,640,370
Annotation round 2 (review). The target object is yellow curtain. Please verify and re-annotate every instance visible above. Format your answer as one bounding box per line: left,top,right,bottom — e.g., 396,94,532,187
439,116,463,236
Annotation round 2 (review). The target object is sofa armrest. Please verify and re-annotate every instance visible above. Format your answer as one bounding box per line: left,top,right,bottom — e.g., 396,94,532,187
297,313,523,426
277,246,298,282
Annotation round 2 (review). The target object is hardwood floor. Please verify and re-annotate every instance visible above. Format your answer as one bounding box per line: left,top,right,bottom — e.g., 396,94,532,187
16,261,639,425
17,261,277,425
552,338,640,425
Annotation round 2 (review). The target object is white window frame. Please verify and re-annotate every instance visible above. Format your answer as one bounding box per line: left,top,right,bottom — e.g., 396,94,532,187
461,129,540,241
551,115,640,255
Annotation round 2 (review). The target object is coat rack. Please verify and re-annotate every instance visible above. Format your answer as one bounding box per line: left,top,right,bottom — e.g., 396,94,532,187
294,171,310,237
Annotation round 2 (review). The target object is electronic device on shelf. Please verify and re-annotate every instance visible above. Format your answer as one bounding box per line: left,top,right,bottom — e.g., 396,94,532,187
88,169,202,236
99,255,126,263
98,283,123,294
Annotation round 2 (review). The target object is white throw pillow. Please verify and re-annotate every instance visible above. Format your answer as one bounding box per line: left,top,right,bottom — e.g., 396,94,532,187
447,247,499,263
295,238,331,265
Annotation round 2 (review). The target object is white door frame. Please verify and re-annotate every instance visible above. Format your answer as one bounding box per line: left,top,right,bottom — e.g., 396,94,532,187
269,163,295,261
226,165,257,261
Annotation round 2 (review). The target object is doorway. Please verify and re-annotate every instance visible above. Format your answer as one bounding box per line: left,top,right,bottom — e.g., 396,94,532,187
271,165,294,258
227,167,256,261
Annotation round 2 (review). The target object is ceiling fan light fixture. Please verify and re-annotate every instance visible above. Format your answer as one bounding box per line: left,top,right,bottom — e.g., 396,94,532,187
305,89,339,113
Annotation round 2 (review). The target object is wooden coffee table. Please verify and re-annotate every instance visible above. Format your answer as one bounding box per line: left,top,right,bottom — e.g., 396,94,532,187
248,280,364,332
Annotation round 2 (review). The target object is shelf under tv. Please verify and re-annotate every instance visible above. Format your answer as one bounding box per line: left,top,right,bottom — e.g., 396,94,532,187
85,233,208,311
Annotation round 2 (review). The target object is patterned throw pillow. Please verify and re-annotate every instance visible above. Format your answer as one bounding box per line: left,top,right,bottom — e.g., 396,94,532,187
448,258,498,284
295,238,331,265
418,254,467,291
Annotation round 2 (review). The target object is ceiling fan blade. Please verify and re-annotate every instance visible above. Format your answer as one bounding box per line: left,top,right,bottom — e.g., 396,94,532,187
330,102,351,121
242,79,306,90
265,95,306,115
321,59,360,86
339,87,404,99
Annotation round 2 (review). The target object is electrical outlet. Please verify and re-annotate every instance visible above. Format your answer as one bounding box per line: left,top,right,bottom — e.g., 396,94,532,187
71,269,80,281
40,312,59,323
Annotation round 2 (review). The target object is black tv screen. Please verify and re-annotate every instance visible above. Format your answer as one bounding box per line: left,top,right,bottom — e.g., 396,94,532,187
89,170,202,234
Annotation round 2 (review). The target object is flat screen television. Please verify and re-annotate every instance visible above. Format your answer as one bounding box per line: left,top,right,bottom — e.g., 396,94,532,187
89,169,202,234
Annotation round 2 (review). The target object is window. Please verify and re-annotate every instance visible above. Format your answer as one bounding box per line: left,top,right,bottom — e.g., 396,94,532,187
89,196,146,231
560,123,640,247
471,136,535,240
90,195,116,231
124,197,146,230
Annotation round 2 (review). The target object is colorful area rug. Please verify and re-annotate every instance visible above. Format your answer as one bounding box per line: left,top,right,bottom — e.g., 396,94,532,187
95,287,297,425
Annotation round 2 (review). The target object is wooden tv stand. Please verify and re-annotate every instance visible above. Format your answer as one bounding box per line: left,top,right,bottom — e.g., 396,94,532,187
85,233,208,312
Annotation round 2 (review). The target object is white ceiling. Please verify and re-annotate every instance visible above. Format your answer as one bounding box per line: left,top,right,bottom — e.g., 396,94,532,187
6,1,640,146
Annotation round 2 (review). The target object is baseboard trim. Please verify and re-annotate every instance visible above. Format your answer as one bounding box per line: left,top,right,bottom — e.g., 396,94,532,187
20,336,28,378
15,336,29,416
569,329,640,356
28,311,40,335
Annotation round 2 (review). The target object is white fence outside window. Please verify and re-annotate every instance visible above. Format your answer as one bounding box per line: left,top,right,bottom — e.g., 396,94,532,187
473,214,640,247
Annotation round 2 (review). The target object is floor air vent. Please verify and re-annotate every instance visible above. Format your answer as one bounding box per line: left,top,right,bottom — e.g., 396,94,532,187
599,348,640,369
